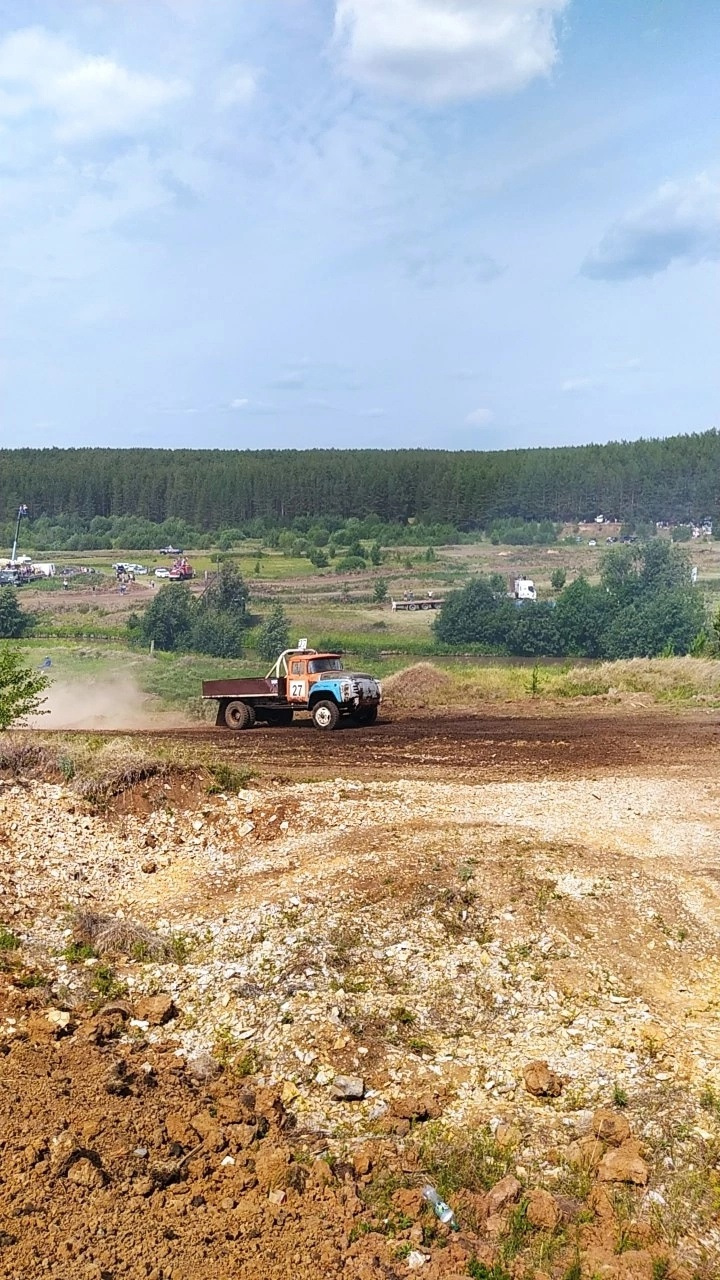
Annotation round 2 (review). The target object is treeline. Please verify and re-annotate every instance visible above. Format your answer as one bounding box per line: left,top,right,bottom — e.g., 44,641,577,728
0,511,463,554
435,542,705,659
1,431,719,530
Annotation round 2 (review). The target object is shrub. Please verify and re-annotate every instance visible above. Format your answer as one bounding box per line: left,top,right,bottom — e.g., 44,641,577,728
0,647,49,729
0,587,35,639
256,603,291,663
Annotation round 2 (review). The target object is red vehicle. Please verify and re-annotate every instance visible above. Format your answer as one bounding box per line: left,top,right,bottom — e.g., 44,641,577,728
168,557,194,580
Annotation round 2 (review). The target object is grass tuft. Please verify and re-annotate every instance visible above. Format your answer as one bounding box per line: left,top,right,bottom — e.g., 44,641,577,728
420,1122,516,1199
73,910,171,961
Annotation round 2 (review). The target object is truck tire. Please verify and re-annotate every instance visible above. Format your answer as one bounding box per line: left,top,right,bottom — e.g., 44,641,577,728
224,700,256,730
311,699,340,731
264,708,294,727
355,706,378,725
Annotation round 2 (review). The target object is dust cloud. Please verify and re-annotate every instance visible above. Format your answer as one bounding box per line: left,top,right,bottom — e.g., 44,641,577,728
27,677,193,731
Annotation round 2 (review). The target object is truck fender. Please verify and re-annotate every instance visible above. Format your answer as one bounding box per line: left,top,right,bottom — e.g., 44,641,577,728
307,684,340,709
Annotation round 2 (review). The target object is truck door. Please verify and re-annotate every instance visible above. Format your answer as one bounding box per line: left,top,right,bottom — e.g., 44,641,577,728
288,660,307,702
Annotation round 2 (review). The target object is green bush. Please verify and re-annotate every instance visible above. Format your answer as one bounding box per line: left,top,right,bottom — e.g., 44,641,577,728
256,603,291,663
0,586,35,639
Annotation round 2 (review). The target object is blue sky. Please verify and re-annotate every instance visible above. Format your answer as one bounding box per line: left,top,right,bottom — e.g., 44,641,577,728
1,0,718,451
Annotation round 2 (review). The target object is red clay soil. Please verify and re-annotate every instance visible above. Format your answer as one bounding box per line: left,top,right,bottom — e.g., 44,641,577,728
0,988,476,1280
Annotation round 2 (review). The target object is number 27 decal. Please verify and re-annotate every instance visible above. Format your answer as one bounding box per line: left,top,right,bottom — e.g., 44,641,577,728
290,681,305,698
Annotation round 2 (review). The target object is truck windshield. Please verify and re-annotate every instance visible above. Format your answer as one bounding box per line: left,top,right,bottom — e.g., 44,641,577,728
308,657,342,673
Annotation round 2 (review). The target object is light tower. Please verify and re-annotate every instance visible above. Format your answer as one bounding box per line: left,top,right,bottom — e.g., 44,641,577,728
10,504,29,564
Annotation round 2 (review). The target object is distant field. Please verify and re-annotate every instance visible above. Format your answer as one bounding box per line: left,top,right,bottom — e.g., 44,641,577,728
14,533,720,658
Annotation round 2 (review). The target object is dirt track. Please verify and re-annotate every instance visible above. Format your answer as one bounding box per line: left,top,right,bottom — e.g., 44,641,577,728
4,706,720,1278
57,707,720,781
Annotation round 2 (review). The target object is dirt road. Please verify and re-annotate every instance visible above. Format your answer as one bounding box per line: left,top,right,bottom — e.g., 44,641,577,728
58,706,720,781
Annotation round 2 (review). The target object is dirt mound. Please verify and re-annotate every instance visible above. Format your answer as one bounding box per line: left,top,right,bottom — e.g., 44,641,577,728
0,981,694,1280
382,662,453,708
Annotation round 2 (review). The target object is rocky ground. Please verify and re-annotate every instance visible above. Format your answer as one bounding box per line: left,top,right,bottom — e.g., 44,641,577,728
0,710,719,1279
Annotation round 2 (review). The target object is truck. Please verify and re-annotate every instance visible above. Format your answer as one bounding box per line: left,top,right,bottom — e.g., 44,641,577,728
511,576,537,601
391,593,444,611
168,557,194,581
202,641,382,731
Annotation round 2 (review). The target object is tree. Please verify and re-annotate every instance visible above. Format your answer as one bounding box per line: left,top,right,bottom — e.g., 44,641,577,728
508,602,561,656
0,587,34,639
190,610,246,658
369,542,382,566
433,577,515,649
554,578,614,657
550,567,567,592
373,577,388,604
138,583,194,651
256,604,291,664
0,646,49,728
201,560,249,617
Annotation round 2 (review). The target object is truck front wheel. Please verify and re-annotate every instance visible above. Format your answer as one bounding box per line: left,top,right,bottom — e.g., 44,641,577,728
224,700,256,730
311,699,340,731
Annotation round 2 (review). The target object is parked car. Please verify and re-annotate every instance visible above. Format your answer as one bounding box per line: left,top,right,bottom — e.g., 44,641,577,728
154,567,171,578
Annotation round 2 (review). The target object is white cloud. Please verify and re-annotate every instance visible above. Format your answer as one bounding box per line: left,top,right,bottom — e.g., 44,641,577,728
216,64,258,110
561,376,601,393
0,27,188,141
465,406,494,425
229,398,280,416
333,0,570,103
582,173,720,281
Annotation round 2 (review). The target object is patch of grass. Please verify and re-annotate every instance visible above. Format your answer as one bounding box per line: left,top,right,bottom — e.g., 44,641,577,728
63,940,97,963
0,927,21,952
699,1083,720,1119
499,1200,531,1261
14,969,47,989
652,1260,671,1280
554,1161,593,1201
0,740,53,775
408,1036,434,1056
613,1082,629,1108
393,1005,416,1026
73,910,169,960
327,921,363,967
167,932,195,965
361,1171,409,1221
213,1028,260,1077
339,975,368,994
467,1261,512,1280
75,757,167,810
562,1262,582,1280
420,1123,516,1199
91,964,128,1001
207,762,253,794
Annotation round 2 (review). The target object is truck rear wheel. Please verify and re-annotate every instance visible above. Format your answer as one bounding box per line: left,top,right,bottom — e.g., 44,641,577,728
311,699,340,731
224,700,256,730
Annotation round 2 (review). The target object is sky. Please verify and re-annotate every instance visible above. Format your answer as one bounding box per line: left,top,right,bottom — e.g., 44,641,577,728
1,0,719,452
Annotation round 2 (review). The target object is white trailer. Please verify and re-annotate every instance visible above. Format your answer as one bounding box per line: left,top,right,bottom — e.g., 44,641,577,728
391,595,445,611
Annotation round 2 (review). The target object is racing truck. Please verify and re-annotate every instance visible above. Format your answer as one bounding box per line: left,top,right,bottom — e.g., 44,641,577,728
201,641,382,731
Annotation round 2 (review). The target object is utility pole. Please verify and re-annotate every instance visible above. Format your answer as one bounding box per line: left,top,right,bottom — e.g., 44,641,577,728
10,504,28,564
